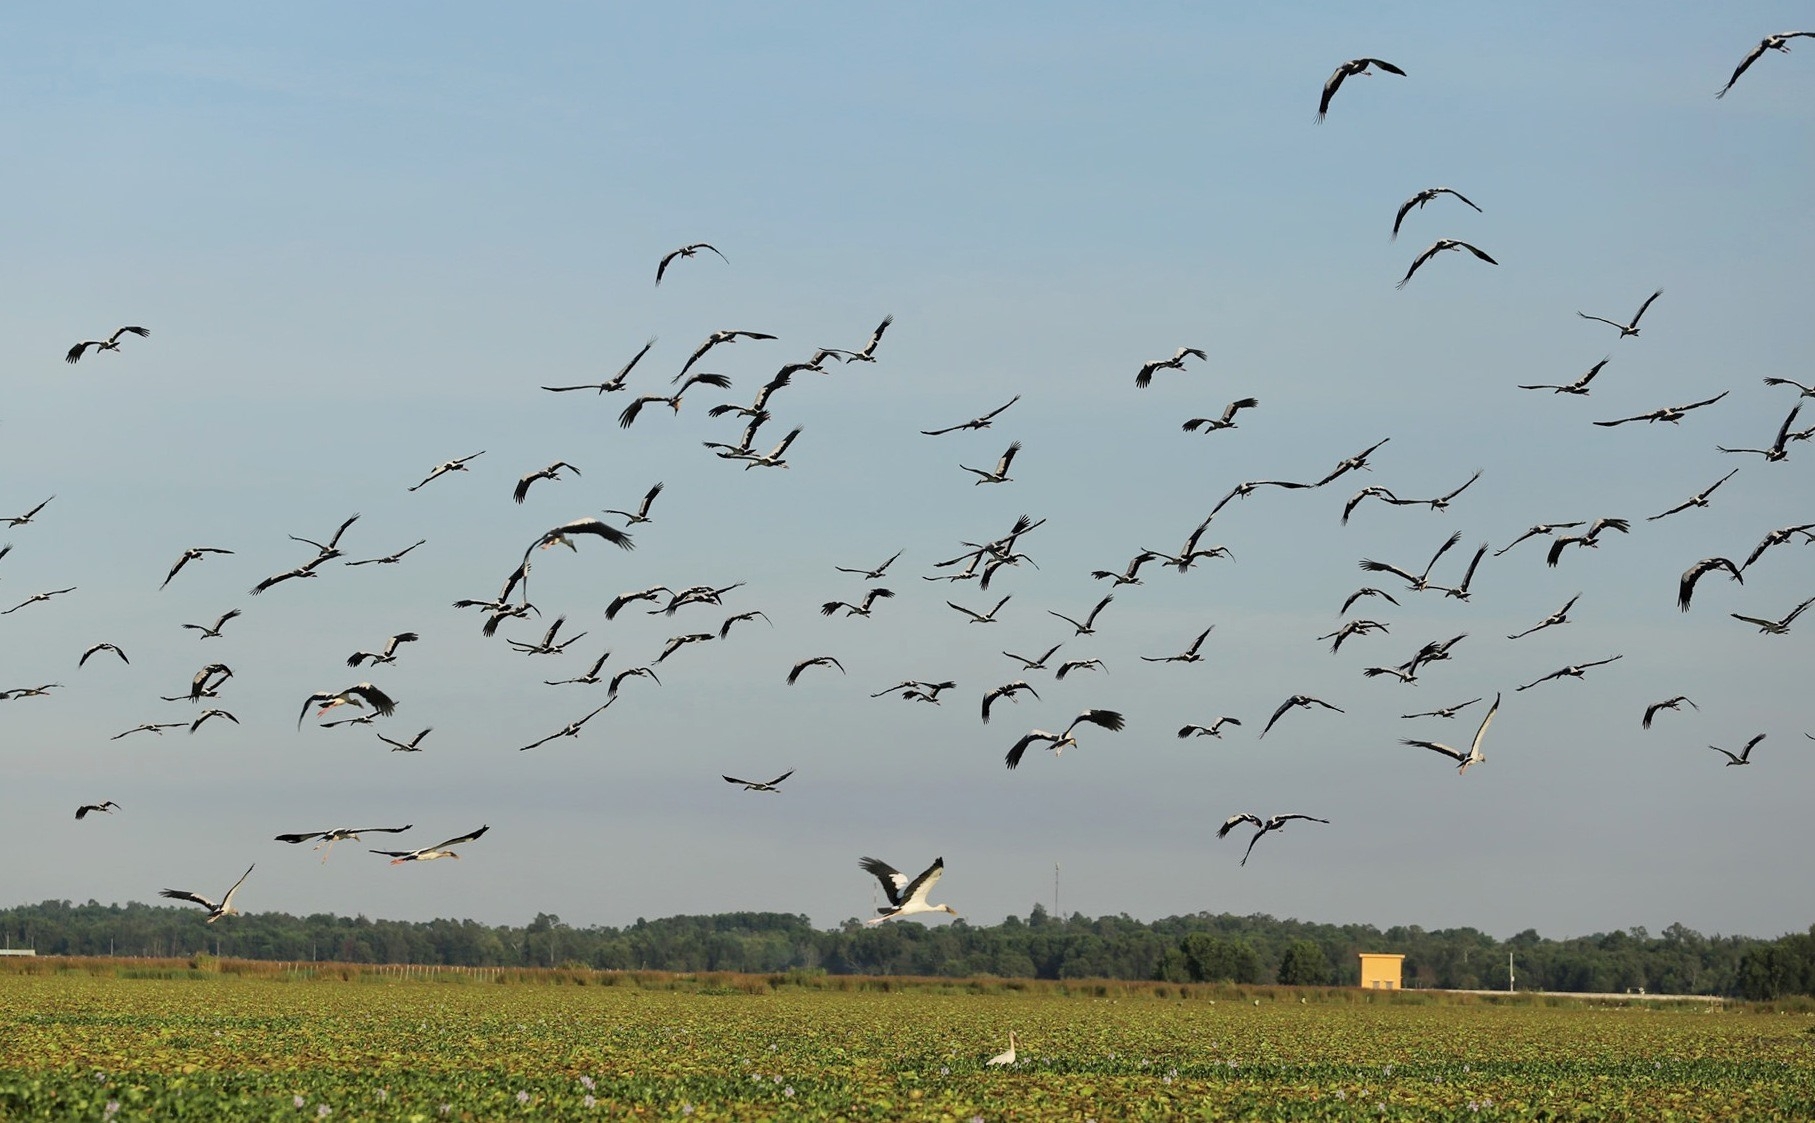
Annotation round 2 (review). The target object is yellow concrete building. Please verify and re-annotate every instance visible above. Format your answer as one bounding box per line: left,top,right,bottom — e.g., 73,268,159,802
1358,953,1405,989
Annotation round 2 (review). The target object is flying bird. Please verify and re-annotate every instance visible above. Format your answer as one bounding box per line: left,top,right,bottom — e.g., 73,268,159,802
541,337,655,394
787,655,845,684
371,825,489,864
1649,469,1740,522
602,482,665,526
1047,594,1111,636
1054,658,1106,680
408,451,485,492
1318,619,1388,654
1496,522,1586,557
186,663,233,701
1339,587,1400,614
676,330,777,382
275,825,413,863
1435,543,1489,601
298,683,396,729
980,680,1040,724
840,315,895,364
959,442,1021,485
1520,358,1610,396
189,709,239,734
1091,551,1162,587
65,325,150,364
159,864,253,922
859,855,956,925
718,610,771,639
1315,438,1392,488
1359,531,1462,592
347,632,419,667
161,547,234,589
1317,57,1405,121
78,642,129,667
654,632,715,664
345,539,427,567
1402,698,1483,720
1397,240,1496,289
1718,404,1802,462
518,701,615,751
525,517,635,560
1182,398,1260,433
1577,290,1662,337
836,550,904,580
607,665,661,697
1218,813,1330,866
1135,347,1207,389
1641,696,1697,730
922,396,1021,436
1260,694,1345,738
724,770,794,792
1141,624,1215,664
1004,710,1125,770
1545,518,1631,568
1002,644,1062,671
821,587,895,618
1730,594,1815,635
4,497,54,527
1392,187,1481,240
1177,717,1241,739
506,615,587,656
949,595,1012,625
1508,594,1581,640
655,242,728,285
1762,376,1815,398
111,722,187,739
1708,734,1765,767
1515,654,1623,692
75,801,120,820
1742,524,1815,570
1209,478,1313,518
1678,557,1744,612
606,586,673,620
3,587,77,614
1716,32,1815,98
376,728,433,752
512,462,580,504
619,374,733,427
1401,693,1500,775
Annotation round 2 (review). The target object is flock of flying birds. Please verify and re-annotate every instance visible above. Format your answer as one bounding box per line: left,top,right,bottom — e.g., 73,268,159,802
13,36,1814,930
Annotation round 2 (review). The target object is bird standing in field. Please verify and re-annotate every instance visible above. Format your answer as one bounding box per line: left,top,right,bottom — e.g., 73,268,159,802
159,864,253,922
66,325,150,364
1317,57,1405,121
859,855,957,925
986,1032,1019,1067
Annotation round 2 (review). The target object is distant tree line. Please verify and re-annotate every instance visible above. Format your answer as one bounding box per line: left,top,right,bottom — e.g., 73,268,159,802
2,899,1808,997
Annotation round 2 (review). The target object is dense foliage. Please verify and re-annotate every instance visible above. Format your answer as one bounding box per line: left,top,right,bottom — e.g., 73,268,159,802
3,973,1813,1121
7,900,1808,996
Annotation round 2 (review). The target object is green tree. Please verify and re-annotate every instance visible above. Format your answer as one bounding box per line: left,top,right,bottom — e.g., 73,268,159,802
1179,934,1260,983
1275,939,1330,986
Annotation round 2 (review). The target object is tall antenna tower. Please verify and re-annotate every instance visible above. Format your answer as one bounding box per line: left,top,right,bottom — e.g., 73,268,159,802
1054,862,1060,919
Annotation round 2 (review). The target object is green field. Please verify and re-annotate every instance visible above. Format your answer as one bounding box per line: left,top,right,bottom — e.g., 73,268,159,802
3,964,1813,1120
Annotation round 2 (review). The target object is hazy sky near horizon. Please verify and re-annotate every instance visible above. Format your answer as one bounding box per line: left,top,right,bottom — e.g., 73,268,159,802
2,4,1811,944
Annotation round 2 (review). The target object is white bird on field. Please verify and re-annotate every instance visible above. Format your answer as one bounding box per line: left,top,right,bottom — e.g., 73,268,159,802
986,1032,1019,1067
159,864,253,922
859,855,957,925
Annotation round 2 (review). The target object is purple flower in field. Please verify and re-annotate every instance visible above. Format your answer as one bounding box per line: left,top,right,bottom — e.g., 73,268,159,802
439,1105,452,1117
583,1095,597,1108
940,1066,950,1076
784,1087,795,1098
294,1095,307,1109
376,1089,388,1102
517,1090,531,1104
317,1105,331,1118
682,1105,694,1117
579,1076,595,1091
103,1103,119,1118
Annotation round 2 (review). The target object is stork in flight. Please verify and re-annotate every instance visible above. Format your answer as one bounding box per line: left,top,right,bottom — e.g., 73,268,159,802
1546,517,1631,567
161,547,234,589
1209,478,1313,518
603,482,665,526
1315,438,1392,488
959,442,1021,485
75,801,121,820
922,396,1021,436
1054,658,1106,680
1649,469,1740,522
1178,717,1241,739
3,587,77,614
1385,469,1482,513
1642,696,1696,729
112,722,187,739
541,337,655,394
606,586,672,620
4,497,53,527
607,665,661,698
275,824,412,863
1092,550,1162,587
1434,543,1488,601
160,864,253,922
860,855,956,925
787,655,845,684
1142,624,1215,664
1678,557,1744,612
1397,240,1497,289
1709,734,1765,767
1392,187,1481,240
513,462,580,504
78,642,129,667
724,770,793,792
1402,698,1483,720
189,709,239,733
1516,654,1622,692
676,330,777,382
835,315,894,364
1219,813,1330,866
655,633,715,664
525,517,635,561
719,610,770,638
1718,404,1802,463
1360,531,1462,593
1520,358,1610,396
1716,32,1815,98
372,825,489,864
821,588,894,618
66,325,150,364
518,701,615,751
1742,523,1815,570
1002,644,1062,671
1004,709,1125,769
186,663,233,702
250,554,332,596
507,615,587,656
377,728,433,752
1047,594,1110,636
655,242,727,286
1497,521,1585,557
619,373,733,427
1,683,62,700
836,550,904,581
1596,391,1729,428
1318,619,1388,653
545,651,610,686
735,425,803,470
1340,586,1400,614
1260,694,1345,738
1578,290,1662,337
1401,694,1500,775
710,366,800,420
1182,398,1260,434
1763,376,1815,398
298,683,396,729
347,632,419,667
1135,347,1207,389
1731,595,1815,635
949,595,1012,625
981,680,1040,723
1508,594,1581,640
1318,57,1405,121
408,451,485,492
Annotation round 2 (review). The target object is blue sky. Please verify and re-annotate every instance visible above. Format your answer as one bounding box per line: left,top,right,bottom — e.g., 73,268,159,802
2,4,1811,941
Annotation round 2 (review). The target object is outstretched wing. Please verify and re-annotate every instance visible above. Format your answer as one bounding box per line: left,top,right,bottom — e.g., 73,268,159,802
859,856,909,906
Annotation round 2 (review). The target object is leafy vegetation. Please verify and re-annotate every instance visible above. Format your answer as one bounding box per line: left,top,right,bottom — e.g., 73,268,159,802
1,971,1811,1120
7,900,1807,997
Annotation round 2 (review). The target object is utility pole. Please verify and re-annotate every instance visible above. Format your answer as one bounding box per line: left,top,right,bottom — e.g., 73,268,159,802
1054,862,1060,920
1508,951,1515,994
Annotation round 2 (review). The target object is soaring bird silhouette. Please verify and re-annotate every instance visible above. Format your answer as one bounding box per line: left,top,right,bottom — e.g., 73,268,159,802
1317,57,1405,121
